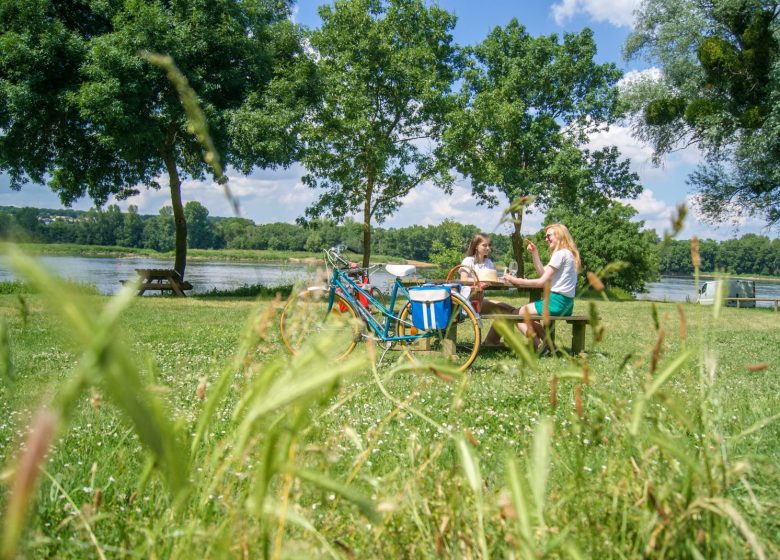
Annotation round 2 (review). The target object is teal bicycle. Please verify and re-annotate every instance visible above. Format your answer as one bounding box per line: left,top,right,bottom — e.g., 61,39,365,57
279,247,482,371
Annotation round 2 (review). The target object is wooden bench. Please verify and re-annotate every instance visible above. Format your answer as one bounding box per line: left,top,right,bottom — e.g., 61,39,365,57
724,297,780,311
483,314,591,354
128,269,193,296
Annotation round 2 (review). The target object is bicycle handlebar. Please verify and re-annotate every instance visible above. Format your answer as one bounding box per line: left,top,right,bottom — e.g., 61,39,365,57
325,246,382,277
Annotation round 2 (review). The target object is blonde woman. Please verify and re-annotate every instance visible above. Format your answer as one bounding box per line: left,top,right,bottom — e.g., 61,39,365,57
501,223,580,353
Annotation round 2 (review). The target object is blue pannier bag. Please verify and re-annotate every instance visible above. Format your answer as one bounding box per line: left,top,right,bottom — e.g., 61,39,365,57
409,285,452,330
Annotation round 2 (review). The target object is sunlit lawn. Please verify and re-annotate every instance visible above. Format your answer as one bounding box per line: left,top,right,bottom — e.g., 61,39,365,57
1,290,778,557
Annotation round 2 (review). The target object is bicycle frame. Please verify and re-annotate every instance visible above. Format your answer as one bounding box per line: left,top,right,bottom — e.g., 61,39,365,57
327,267,423,343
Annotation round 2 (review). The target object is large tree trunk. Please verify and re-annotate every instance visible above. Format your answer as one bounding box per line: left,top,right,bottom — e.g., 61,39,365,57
163,147,188,279
511,209,525,277
362,173,374,268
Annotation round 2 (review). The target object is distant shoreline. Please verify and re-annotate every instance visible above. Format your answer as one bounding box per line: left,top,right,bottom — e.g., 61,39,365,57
0,241,426,267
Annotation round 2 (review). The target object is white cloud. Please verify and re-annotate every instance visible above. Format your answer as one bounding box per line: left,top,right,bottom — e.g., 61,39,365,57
619,67,663,87
551,0,641,28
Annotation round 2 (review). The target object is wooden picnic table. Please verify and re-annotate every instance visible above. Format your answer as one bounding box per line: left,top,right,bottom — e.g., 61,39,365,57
406,279,590,354
132,269,193,296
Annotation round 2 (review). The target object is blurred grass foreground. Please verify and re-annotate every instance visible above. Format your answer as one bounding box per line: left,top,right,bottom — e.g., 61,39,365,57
0,248,779,558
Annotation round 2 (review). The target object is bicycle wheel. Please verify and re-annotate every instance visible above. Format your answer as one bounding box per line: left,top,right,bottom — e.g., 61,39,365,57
397,293,481,371
280,288,362,360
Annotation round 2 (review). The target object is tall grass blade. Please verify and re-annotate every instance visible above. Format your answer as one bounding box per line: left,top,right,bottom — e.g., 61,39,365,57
291,467,378,522
457,435,482,495
264,503,341,560
529,418,551,526
1,409,58,560
631,351,692,434
732,412,780,443
10,248,189,495
0,318,12,382
455,436,488,558
241,354,365,425
494,321,536,367
506,457,533,546
648,433,705,478
698,498,766,560
647,351,691,397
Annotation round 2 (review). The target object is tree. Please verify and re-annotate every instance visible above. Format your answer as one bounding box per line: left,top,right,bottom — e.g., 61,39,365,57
184,201,214,249
427,219,476,268
143,207,175,252
546,202,660,293
300,0,459,267
444,20,641,274
623,0,780,227
0,0,313,277
117,205,144,248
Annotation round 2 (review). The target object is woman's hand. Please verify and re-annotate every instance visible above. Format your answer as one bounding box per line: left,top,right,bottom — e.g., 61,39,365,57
502,273,516,285
526,240,537,255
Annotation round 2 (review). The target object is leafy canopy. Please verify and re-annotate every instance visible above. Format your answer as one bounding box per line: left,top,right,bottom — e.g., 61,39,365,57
443,20,641,269
0,0,313,275
623,0,780,227
300,0,459,266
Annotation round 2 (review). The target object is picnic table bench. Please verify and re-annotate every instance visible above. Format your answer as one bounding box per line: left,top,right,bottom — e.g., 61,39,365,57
484,313,591,355
128,269,193,296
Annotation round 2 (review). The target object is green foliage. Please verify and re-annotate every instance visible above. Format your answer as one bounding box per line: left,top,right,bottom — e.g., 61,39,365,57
0,281,29,295
657,234,780,275
644,96,687,125
444,20,639,272
624,0,780,226
199,283,293,299
426,219,475,268
0,0,314,275
301,0,459,266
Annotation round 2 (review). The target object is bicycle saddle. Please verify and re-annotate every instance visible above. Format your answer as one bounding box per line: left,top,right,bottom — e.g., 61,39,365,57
385,264,416,277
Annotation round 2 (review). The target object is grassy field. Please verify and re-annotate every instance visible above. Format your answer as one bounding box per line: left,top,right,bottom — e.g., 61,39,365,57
0,264,779,558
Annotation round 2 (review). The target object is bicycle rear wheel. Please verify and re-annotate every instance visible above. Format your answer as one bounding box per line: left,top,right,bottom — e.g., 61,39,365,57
397,293,481,372
280,288,362,360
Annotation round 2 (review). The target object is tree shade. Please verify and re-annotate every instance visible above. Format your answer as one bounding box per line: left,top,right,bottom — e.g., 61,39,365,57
0,0,315,277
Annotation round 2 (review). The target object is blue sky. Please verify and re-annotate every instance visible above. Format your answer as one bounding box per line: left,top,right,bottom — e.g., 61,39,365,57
1,0,775,240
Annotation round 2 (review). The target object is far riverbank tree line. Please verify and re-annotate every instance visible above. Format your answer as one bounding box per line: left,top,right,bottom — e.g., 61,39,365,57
3,204,780,288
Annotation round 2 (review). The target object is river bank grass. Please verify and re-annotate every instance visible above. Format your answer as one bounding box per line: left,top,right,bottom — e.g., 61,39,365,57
0,241,406,266
1,273,778,557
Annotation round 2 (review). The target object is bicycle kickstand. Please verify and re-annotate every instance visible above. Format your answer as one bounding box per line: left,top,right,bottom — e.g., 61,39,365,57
377,341,394,367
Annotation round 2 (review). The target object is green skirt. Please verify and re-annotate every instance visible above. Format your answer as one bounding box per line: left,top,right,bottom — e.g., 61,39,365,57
533,292,574,316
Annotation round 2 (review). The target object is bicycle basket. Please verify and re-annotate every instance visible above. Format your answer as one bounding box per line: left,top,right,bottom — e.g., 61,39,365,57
408,286,452,330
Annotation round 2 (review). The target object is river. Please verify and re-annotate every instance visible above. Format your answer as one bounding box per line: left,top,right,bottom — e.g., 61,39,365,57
1,256,779,307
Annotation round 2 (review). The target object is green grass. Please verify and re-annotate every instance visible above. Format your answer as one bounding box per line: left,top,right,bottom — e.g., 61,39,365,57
1,268,779,558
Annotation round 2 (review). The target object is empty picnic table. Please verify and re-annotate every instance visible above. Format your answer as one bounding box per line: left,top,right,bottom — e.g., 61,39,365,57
132,269,193,296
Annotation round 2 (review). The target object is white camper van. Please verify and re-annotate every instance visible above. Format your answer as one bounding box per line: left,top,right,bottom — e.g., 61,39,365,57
697,280,756,307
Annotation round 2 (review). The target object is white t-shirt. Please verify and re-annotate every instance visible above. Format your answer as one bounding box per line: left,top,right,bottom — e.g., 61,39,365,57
460,256,494,299
548,249,577,298
461,256,495,273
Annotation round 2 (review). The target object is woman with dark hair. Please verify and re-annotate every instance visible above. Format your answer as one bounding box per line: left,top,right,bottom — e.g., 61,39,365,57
460,233,513,346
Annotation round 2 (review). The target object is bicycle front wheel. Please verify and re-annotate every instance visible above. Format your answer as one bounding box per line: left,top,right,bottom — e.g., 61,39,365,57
397,293,481,372
280,288,362,360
